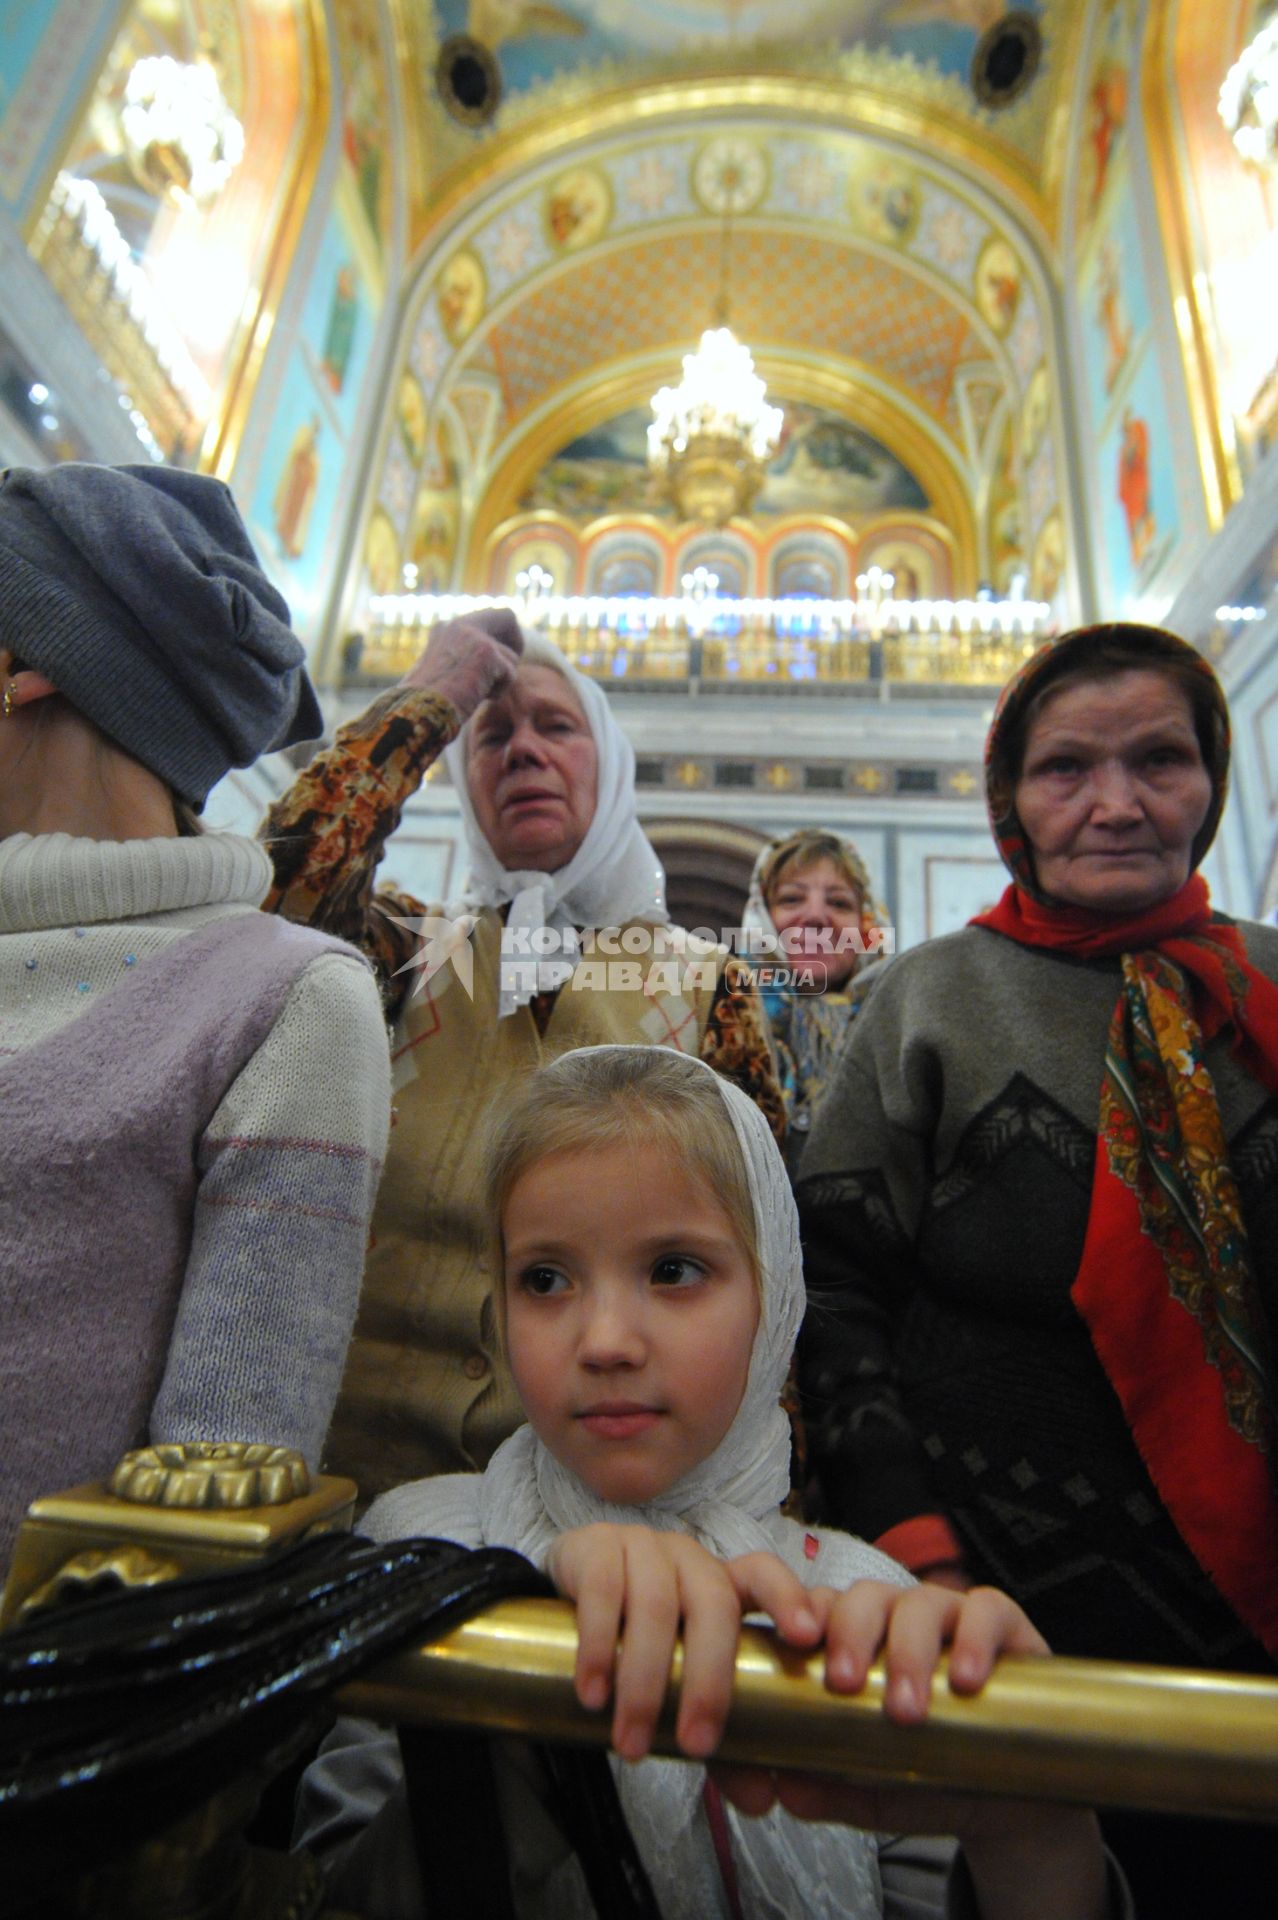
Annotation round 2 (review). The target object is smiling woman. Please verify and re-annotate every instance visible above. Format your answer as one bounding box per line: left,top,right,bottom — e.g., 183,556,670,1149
796,622,1278,1911
744,828,891,1171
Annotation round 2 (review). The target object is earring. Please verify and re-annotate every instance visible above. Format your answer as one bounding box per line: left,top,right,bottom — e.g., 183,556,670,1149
1,680,14,720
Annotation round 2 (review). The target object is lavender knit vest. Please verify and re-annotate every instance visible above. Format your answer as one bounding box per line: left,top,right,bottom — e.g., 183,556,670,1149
1,911,347,1557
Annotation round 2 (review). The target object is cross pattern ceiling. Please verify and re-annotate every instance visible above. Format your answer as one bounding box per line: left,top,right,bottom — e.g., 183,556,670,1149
482,233,981,438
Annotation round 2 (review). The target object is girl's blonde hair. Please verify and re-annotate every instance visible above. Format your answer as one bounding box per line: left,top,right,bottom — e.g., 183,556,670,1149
484,1050,760,1310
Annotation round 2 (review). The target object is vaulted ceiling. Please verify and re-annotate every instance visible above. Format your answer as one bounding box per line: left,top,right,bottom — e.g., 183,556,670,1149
364,4,1080,596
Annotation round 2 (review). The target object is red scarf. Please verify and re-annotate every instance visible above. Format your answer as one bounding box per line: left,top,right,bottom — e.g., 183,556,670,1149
974,876,1278,1658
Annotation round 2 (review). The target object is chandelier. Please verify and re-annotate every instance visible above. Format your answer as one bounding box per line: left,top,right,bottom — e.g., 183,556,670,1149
1219,18,1278,164
647,178,782,527
121,56,245,206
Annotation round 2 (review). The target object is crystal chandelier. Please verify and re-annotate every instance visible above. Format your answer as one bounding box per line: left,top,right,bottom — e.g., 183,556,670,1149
121,56,245,206
1219,18,1278,164
648,188,782,527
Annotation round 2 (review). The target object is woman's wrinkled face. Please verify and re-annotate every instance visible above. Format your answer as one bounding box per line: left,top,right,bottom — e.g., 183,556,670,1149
766,855,864,990
466,663,598,872
1013,670,1213,914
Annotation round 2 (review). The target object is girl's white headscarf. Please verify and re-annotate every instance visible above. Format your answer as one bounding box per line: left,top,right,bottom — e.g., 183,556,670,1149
373,1046,883,1918
477,1046,803,1565
443,635,666,1018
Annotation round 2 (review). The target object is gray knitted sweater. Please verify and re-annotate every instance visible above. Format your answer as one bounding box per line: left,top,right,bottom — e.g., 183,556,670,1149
0,833,390,1564
797,920,1278,1673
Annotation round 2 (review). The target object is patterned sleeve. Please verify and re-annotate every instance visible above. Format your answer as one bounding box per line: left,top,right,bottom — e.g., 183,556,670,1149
260,688,461,1011
700,953,787,1145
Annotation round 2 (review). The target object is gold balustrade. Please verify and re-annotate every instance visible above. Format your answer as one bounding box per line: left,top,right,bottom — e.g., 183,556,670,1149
352,616,1039,690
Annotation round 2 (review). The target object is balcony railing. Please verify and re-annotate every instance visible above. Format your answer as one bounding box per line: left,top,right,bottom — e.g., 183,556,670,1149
28,173,207,461
350,589,1054,693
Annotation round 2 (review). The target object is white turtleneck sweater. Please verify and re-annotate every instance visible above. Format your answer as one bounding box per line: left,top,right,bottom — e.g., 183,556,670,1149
0,833,391,1561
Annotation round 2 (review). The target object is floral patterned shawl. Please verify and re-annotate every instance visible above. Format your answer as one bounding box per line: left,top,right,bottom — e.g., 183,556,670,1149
971,624,1278,1659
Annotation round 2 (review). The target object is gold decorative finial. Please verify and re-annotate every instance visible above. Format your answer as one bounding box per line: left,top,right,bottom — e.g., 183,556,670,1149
110,1442,310,1510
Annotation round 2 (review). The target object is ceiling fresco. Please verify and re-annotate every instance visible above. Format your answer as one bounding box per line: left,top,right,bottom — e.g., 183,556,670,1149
518,403,932,522
403,0,1086,250
363,109,1065,592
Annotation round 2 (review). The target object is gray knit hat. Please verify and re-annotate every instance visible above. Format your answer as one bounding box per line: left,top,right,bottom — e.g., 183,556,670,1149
0,462,322,805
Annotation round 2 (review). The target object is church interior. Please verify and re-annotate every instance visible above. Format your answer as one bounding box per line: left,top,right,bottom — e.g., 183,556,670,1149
10,4,1278,1905
6,0,1278,940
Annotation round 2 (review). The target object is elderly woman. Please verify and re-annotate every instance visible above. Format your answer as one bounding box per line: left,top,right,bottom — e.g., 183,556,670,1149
264,610,782,1503
745,828,889,1170
0,462,390,1568
796,622,1278,1912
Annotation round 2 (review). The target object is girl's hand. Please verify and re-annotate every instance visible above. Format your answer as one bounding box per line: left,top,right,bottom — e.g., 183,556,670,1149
715,1577,1047,1814
713,1580,1112,1920
546,1526,825,1763
818,1577,1048,1722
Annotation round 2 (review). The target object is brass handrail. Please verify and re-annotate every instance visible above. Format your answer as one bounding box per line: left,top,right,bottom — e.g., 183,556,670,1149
340,1596,1278,1822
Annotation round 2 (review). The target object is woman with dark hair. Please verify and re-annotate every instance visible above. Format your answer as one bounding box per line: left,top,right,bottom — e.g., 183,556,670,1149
796,623,1278,1912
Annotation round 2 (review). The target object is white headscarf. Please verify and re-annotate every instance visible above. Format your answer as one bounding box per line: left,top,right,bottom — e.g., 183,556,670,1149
473,1050,885,1919
477,1046,803,1565
367,1045,884,1918
443,636,667,1018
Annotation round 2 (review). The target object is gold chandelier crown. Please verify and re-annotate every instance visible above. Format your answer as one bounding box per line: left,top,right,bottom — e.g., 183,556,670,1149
648,172,783,526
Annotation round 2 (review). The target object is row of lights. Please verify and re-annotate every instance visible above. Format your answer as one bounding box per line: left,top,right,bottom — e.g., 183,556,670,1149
368,586,1052,641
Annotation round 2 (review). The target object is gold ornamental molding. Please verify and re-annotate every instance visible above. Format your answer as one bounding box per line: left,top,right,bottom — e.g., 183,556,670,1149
1141,0,1240,530
205,0,331,480
110,1443,311,1510
406,71,1053,267
386,0,432,239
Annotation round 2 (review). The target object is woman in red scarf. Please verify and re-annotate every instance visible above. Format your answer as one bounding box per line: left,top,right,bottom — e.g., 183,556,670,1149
796,623,1278,1915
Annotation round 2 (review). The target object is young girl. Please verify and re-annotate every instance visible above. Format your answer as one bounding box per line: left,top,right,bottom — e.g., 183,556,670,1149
297,1046,1117,1920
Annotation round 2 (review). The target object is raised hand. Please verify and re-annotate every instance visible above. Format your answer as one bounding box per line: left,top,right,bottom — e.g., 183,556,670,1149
398,606,523,720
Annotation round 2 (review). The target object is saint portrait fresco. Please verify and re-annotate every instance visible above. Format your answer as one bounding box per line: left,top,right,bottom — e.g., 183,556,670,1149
847,158,920,246
397,372,428,465
1117,408,1155,567
544,166,611,250
437,248,486,346
364,505,401,594
272,416,322,559
1020,365,1050,463
1031,511,1064,601
974,236,1022,337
